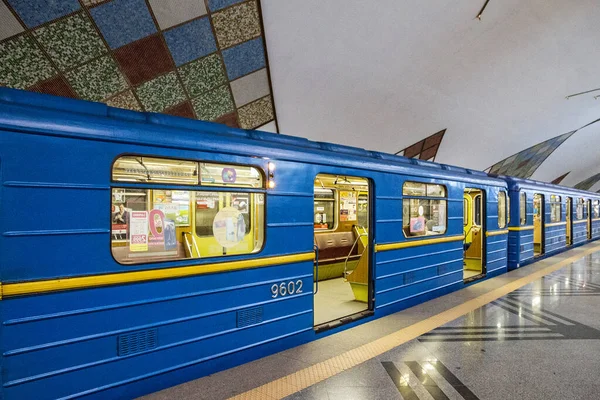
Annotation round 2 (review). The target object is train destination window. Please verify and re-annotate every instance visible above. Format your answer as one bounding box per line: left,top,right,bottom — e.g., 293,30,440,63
576,198,585,220
593,200,600,218
550,195,562,222
402,182,447,237
520,192,526,225
498,191,507,228
113,156,263,188
111,157,265,264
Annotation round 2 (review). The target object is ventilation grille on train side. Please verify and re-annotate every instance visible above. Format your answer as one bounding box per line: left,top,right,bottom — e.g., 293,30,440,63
118,329,158,356
237,306,264,328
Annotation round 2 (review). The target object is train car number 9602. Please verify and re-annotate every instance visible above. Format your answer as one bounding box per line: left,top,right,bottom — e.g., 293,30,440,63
271,280,303,298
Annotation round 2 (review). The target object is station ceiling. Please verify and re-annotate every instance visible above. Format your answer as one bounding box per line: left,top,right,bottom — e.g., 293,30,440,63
1,0,598,190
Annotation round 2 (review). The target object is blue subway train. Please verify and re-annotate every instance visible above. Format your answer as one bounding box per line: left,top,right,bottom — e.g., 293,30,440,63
0,87,598,399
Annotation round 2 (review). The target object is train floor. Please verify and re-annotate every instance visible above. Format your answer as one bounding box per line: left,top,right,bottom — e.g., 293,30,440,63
140,242,600,400
313,277,367,326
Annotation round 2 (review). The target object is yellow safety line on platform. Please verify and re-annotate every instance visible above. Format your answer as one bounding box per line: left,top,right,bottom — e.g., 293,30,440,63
508,226,534,231
0,252,314,298
229,243,600,399
374,234,464,252
486,229,508,237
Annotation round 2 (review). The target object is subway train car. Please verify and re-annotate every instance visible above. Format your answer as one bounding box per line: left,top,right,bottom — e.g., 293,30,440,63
0,87,596,399
503,177,600,270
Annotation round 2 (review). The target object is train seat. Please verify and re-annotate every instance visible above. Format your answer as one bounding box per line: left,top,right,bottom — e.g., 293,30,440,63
314,231,361,280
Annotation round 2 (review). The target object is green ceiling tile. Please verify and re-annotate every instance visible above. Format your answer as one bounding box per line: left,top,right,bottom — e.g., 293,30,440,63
0,34,56,89
212,0,261,49
237,95,273,129
33,12,107,71
106,90,142,111
66,55,127,101
192,85,234,121
136,71,186,112
179,53,226,97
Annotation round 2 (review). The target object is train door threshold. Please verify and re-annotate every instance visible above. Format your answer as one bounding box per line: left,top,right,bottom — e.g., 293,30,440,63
314,310,374,333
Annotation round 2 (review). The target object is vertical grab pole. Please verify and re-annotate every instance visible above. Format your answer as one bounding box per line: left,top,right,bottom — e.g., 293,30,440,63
313,244,319,294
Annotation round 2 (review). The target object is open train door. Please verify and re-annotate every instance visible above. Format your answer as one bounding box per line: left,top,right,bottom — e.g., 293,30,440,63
312,174,373,330
566,197,573,246
463,188,486,282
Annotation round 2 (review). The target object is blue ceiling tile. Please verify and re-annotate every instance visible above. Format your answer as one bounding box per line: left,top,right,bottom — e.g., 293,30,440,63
90,0,157,49
222,37,265,80
164,17,216,67
7,0,80,28
207,0,245,12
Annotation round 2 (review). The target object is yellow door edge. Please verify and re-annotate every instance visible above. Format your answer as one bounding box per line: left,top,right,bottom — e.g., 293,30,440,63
375,234,464,252
1,252,314,299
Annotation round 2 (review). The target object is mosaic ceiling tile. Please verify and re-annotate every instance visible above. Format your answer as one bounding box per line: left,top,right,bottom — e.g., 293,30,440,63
165,100,196,119
0,34,55,89
105,90,142,111
135,71,186,112
148,0,207,30
192,85,234,121
163,17,216,67
30,75,77,98
551,172,570,185
574,173,600,191
179,53,226,97
222,37,265,80
403,141,423,158
237,95,273,129
212,0,261,49
66,55,127,101
230,67,269,107
114,34,174,86
207,0,245,12
488,131,575,178
90,0,157,49
6,0,80,28
423,130,444,149
82,0,109,6
33,13,107,71
396,129,446,161
214,111,239,128
0,2,24,41
420,145,437,160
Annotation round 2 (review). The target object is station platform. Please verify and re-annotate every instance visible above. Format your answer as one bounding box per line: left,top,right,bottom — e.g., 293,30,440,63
141,243,600,400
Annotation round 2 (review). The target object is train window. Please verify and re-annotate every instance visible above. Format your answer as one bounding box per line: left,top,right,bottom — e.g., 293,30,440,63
550,195,562,222
357,193,369,228
576,198,585,220
519,192,526,225
314,188,336,230
474,194,482,226
498,191,507,228
112,156,263,188
463,199,468,225
402,181,447,237
111,188,264,264
593,200,600,218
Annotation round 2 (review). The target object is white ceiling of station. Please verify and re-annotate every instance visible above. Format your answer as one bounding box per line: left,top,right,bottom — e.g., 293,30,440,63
261,0,600,190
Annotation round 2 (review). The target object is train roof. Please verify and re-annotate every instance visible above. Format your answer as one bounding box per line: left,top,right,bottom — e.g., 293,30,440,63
0,87,506,187
499,175,600,198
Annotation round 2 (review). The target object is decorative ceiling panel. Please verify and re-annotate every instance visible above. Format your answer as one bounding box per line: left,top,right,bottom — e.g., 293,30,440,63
487,131,574,178
574,173,600,191
396,129,446,162
550,172,570,185
0,0,277,130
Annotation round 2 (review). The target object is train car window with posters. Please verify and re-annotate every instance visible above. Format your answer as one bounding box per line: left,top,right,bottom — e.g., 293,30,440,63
576,198,585,220
111,156,265,264
519,192,527,225
593,200,600,218
498,191,507,228
402,182,447,237
550,195,562,222
314,188,336,230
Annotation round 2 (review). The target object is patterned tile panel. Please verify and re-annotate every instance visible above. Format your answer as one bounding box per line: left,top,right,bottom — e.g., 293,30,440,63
396,129,446,161
487,131,574,178
551,172,570,185
574,173,600,191
0,0,277,130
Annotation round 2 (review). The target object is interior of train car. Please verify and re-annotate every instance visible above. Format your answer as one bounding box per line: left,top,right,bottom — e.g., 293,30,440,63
566,197,573,245
533,193,544,256
313,174,371,327
110,156,265,264
463,188,484,281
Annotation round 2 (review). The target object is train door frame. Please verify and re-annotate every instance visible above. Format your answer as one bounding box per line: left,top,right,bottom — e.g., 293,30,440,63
566,197,573,246
312,174,374,331
587,199,592,240
533,193,544,256
463,188,486,282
